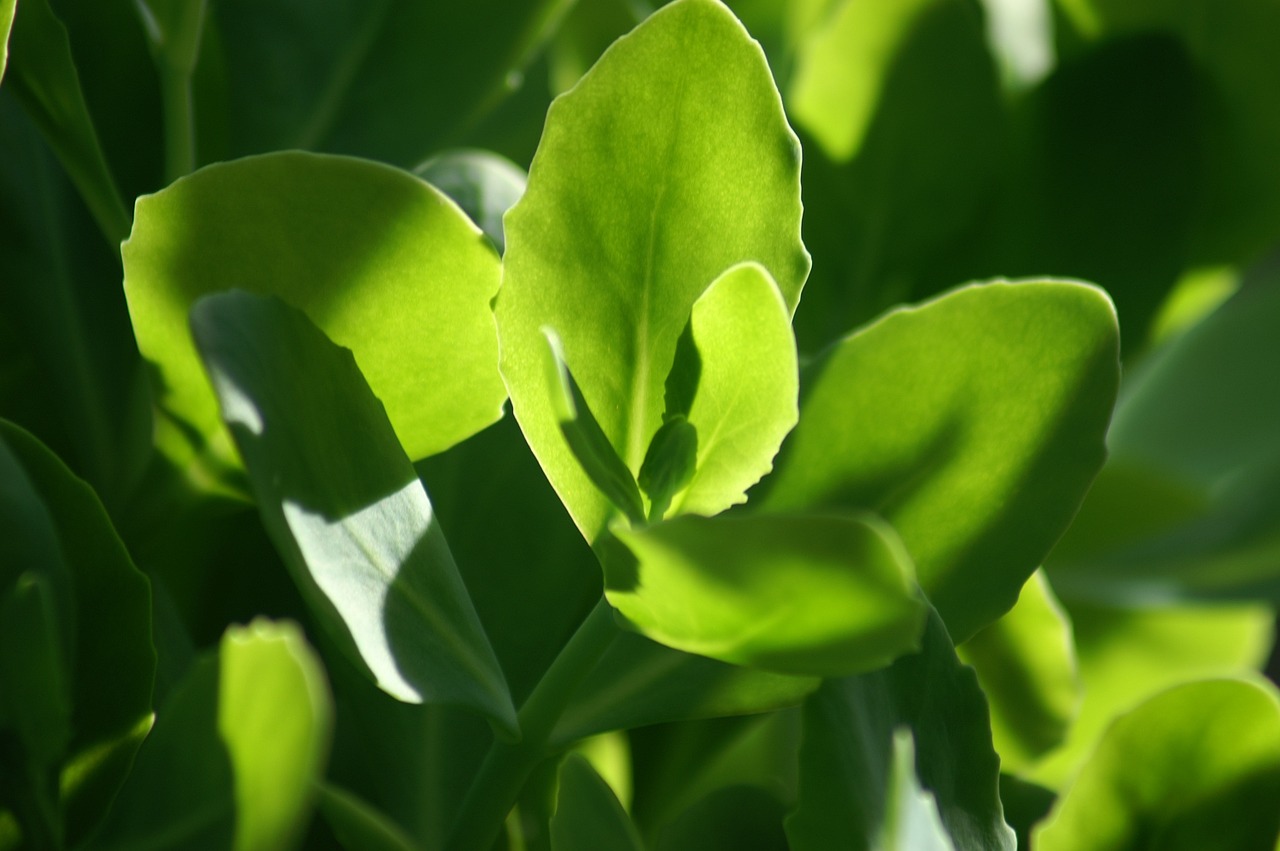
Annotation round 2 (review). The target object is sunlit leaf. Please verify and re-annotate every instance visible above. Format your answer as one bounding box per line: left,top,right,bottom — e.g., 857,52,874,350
765,280,1119,642
608,512,925,676
497,0,810,542
191,291,517,734
1034,677,1280,850
0,0,15,81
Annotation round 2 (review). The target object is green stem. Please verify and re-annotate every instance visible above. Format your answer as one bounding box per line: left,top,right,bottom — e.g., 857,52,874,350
160,67,195,183
446,596,618,851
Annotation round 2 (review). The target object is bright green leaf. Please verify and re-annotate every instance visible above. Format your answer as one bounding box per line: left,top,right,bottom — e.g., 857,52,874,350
415,149,526,254
1034,677,1280,850
765,280,1120,642
3,0,131,244
787,609,1015,851
0,0,14,82
668,262,799,519
124,150,505,472
551,754,646,851
317,784,421,851
191,291,517,733
957,571,1079,772
497,0,810,543
608,512,925,677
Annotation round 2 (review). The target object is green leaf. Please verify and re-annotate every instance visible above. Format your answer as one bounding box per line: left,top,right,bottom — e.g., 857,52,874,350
786,609,1014,851
190,291,517,733
1025,598,1274,789
957,571,1079,772
132,0,207,73
764,279,1120,642
497,0,810,543
3,0,130,244
0,0,14,82
91,620,333,851
551,754,646,851
1034,677,1280,850
0,574,72,769
317,784,421,851
607,512,925,677
877,731,956,851
415,149,526,255
552,631,819,746
638,416,698,523
666,262,799,519
123,150,505,473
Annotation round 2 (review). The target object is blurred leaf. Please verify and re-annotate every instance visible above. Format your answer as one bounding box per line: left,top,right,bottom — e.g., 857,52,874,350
0,0,13,81
318,784,421,851
0,574,72,769
415,149,526,254
553,631,819,746
191,291,517,733
497,0,810,543
655,785,790,851
124,151,505,472
3,0,130,244
212,0,578,165
766,280,1120,642
1034,677,1280,850
132,0,207,73
787,609,1014,851
1025,599,1274,788
957,571,1079,772
607,512,925,676
978,0,1054,89
551,754,646,851
546,0,639,95
91,620,332,851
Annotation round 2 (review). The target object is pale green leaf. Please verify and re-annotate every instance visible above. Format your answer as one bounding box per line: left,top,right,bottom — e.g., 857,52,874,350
879,731,957,851
765,279,1119,642
124,151,505,472
957,570,1079,772
608,512,925,677
787,609,1014,851
497,0,810,543
415,149,526,254
1034,677,1280,850
190,291,517,734
550,754,646,851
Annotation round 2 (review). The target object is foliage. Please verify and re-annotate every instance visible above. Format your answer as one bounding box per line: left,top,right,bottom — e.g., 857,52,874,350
2,0,1278,849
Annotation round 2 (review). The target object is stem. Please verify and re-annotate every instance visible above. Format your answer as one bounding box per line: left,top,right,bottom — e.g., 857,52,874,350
446,597,618,851
161,68,196,183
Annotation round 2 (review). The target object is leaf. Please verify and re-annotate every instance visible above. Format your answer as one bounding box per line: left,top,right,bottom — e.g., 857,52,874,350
415,149,526,254
552,631,819,746
3,0,130,244
0,574,72,768
551,754,646,851
956,570,1079,772
190,292,517,733
607,512,925,677
877,731,956,851
667,262,799,518
0,0,14,81
91,620,333,851
786,609,1015,851
1024,598,1274,789
317,784,421,851
123,150,505,472
764,279,1120,642
497,0,810,543
1034,677,1280,850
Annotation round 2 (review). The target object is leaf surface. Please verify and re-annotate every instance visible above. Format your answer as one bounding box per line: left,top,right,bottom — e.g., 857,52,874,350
190,291,516,733
497,0,810,542
765,280,1119,641
124,151,504,470
317,784,421,851
551,754,646,851
415,149,526,254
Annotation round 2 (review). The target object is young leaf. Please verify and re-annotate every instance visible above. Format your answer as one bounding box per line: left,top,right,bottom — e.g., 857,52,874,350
550,754,646,851
1034,677,1280,850
786,609,1015,851
637,415,698,522
497,0,810,543
190,291,517,735
124,151,505,471
764,279,1120,642
607,512,925,677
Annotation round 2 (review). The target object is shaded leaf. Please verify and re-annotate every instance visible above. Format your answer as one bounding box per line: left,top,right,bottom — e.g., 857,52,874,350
551,754,646,851
497,0,810,543
190,291,517,733
415,149,526,254
877,731,956,851
608,512,925,676
765,279,1119,642
318,784,421,851
1034,677,1280,850
124,150,505,472
0,574,72,768
786,609,1014,851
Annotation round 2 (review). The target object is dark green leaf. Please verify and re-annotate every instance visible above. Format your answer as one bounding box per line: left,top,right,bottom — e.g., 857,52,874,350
787,609,1014,851
497,0,810,543
608,512,925,676
190,291,517,733
0,574,71,768
765,280,1119,642
415,149,526,254
551,754,646,851
638,416,698,523
318,784,421,851
1034,677,1280,850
